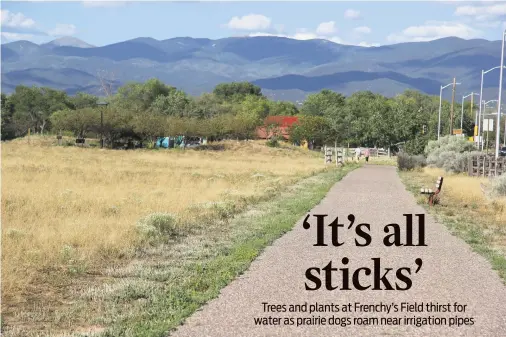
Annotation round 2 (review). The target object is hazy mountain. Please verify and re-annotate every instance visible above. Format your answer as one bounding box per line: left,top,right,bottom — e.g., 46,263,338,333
1,36,504,101
42,36,95,49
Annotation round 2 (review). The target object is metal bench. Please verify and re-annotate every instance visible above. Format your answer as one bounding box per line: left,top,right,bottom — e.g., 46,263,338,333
420,176,443,206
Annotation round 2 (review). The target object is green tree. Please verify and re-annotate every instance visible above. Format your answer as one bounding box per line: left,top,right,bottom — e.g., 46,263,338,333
290,115,330,147
268,100,299,116
213,82,263,101
9,86,72,134
112,79,176,112
70,92,99,109
50,108,101,138
301,89,346,116
150,90,190,116
131,110,167,146
1,93,16,140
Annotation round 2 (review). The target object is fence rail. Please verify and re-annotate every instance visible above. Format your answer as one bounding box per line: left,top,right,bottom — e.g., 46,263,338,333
468,154,506,177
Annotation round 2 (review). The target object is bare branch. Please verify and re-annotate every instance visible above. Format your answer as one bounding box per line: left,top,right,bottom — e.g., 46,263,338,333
96,69,115,97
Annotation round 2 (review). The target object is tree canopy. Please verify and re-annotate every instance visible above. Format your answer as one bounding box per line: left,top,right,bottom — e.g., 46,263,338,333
1,79,477,154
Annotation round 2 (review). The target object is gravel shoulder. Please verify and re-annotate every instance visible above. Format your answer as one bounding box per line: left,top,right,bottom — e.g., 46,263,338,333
171,165,506,337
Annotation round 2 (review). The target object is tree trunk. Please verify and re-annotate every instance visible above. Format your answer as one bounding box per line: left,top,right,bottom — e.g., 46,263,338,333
40,120,46,135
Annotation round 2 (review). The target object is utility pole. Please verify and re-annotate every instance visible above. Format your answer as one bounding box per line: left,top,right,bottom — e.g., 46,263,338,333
470,93,474,135
449,77,456,136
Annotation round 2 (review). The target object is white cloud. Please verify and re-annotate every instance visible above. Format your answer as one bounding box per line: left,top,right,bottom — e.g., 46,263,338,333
225,14,271,31
455,3,506,20
358,41,380,48
48,24,77,36
248,30,350,46
344,9,361,20
354,26,371,34
0,9,36,28
316,21,337,35
387,21,481,43
82,1,126,8
1,32,34,41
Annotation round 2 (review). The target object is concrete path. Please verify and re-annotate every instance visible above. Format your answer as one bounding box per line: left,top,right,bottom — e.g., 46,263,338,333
171,166,506,336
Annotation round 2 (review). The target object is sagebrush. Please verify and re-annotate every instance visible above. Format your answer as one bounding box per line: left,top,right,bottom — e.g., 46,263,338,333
397,152,426,171
425,135,479,173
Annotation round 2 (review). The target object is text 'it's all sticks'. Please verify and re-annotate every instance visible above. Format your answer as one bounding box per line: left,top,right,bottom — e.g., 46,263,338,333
302,213,427,247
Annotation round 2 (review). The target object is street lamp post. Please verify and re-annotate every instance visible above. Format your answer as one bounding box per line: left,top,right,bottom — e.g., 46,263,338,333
496,30,506,159
97,101,109,148
478,66,506,150
460,92,479,130
438,81,461,140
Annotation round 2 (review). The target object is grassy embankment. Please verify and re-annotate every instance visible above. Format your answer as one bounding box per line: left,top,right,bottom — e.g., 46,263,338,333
2,136,358,336
399,166,506,282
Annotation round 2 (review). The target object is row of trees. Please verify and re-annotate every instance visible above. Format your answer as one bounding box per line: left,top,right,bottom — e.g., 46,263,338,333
1,80,298,145
290,89,476,154
1,78,479,154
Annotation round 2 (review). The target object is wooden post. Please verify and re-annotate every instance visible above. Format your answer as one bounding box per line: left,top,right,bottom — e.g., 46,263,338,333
335,141,338,167
483,155,486,177
28,128,30,144
449,77,456,136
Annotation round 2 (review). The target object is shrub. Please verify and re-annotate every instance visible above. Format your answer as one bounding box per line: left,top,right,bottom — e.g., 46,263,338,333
425,136,479,173
397,152,426,171
412,155,427,168
491,174,506,197
266,137,280,147
136,212,178,240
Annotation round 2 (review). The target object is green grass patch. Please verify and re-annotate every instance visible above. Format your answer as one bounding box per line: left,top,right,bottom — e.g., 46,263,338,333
61,164,359,337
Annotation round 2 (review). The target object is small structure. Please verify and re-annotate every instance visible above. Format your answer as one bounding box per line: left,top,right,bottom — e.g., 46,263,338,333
256,116,299,140
156,137,176,149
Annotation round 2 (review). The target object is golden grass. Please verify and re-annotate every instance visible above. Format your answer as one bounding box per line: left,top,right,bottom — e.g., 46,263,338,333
1,137,325,306
422,167,506,223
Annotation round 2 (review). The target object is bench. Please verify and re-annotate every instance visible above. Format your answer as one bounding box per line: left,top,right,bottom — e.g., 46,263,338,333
420,176,443,206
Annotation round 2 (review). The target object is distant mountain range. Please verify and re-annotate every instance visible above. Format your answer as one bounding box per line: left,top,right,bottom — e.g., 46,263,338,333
1,35,505,101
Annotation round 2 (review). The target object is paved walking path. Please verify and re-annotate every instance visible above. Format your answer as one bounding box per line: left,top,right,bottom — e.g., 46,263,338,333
172,166,506,336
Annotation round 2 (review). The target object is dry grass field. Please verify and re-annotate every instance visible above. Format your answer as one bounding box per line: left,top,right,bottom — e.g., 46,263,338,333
1,136,328,334
400,166,506,282
421,167,506,223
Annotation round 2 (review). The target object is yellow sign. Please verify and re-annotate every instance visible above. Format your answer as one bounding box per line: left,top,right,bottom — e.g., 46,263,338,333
453,129,463,135
474,126,478,136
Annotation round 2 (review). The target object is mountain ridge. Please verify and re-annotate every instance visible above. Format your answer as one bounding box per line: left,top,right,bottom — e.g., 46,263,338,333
1,36,504,101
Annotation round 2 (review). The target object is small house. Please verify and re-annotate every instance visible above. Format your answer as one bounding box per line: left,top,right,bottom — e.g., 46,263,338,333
256,116,299,140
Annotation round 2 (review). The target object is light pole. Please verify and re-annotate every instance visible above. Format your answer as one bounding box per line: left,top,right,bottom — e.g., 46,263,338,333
438,81,461,140
478,65,506,150
97,101,109,148
496,29,506,159
460,92,479,130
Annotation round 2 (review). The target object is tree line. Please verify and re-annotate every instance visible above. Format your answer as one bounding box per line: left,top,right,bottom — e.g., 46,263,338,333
0,78,478,154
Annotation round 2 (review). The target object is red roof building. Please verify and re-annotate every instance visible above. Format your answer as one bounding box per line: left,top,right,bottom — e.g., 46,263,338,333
256,116,299,140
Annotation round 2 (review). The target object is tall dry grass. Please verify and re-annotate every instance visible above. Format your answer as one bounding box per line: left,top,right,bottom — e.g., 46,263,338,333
422,167,506,223
2,137,325,304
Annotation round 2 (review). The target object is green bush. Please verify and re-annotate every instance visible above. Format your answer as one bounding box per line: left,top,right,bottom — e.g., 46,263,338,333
266,137,280,147
425,136,479,173
397,152,426,171
136,212,178,240
491,174,506,197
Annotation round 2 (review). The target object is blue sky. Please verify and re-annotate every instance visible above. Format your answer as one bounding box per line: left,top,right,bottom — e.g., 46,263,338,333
1,1,506,47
